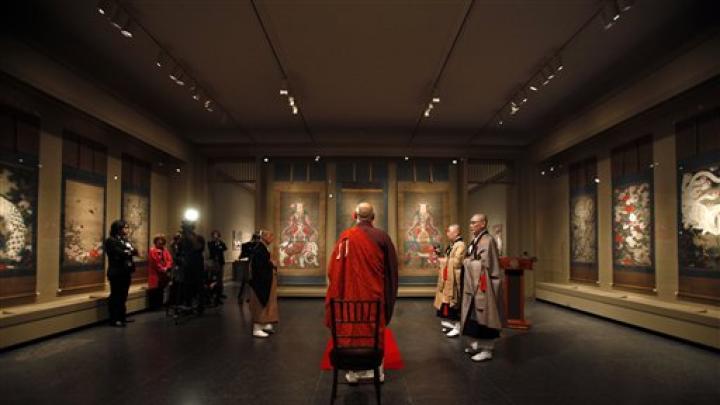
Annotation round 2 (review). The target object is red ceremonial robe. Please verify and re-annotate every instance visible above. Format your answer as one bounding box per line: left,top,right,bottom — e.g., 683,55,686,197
325,223,397,348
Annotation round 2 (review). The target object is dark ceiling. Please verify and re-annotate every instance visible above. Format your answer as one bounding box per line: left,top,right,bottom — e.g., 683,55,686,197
4,0,718,148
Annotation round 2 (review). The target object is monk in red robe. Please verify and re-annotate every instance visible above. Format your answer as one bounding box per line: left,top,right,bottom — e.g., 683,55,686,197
325,202,399,383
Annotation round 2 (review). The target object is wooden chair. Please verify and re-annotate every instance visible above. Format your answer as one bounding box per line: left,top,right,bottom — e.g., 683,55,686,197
329,299,383,405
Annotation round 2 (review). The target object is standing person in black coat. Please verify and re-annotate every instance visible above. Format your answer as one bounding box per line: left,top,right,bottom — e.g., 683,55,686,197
237,232,261,304
177,220,205,311
207,230,228,304
105,220,138,327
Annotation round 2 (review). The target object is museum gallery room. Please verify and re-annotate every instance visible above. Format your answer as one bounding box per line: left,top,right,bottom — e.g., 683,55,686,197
0,0,719,404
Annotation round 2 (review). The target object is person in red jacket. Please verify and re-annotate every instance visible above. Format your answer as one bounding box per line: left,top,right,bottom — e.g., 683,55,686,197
148,234,173,310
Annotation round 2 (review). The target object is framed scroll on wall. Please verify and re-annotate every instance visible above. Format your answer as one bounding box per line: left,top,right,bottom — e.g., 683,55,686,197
569,158,599,284
59,133,107,293
676,109,720,302
122,155,150,283
611,136,655,292
272,181,326,284
0,110,39,303
397,182,450,278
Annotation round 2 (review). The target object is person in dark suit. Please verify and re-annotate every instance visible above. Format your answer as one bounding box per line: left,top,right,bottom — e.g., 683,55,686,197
207,230,228,305
249,230,278,338
237,232,261,303
176,220,205,311
105,219,138,327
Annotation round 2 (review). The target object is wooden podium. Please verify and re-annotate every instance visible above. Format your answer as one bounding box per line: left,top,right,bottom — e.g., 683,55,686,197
499,256,534,330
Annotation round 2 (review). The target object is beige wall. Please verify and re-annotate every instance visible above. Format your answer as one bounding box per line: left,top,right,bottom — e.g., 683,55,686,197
468,183,508,253
209,181,256,264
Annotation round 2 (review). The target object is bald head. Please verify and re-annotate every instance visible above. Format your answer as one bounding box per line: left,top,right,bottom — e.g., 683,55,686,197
469,213,488,235
355,202,375,222
446,224,461,240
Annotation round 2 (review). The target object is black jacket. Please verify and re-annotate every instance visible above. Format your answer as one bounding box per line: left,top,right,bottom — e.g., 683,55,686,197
105,236,136,278
249,242,274,306
208,239,227,266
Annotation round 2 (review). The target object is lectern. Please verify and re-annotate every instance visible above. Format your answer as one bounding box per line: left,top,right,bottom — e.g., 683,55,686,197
499,256,534,330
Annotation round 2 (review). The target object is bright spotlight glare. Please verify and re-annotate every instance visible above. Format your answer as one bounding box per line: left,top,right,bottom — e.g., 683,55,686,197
184,208,199,222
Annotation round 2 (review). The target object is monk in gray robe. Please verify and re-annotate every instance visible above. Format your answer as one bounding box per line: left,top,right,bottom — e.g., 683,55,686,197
461,213,504,362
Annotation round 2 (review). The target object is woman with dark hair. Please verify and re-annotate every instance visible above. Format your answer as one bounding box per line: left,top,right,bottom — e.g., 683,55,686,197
148,234,173,310
105,219,138,327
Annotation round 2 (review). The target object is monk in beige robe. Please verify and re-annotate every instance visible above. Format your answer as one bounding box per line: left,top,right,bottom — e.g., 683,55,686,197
462,213,504,362
249,230,279,338
433,224,466,337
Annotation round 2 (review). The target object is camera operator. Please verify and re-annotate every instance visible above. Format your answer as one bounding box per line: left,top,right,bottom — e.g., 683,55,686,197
176,220,206,313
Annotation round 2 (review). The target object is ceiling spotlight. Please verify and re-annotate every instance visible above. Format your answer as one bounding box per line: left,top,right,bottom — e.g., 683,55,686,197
451,159,458,165
204,99,213,109
169,66,181,81
175,168,181,173
97,0,111,15
432,97,441,103
279,79,289,96
404,156,409,161
192,92,201,101
540,170,546,176
263,157,270,163
549,166,555,172
553,55,564,72
545,67,555,81
119,19,133,38
109,7,125,29
155,51,167,68
424,109,430,117
175,73,185,86
601,0,621,29
618,0,634,12
520,91,529,104
314,155,321,162
529,84,539,92
292,106,299,115
288,97,295,107
498,119,504,126
594,177,601,184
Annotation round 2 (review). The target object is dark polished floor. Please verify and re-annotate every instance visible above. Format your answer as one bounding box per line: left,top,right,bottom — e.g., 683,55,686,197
1,288,718,405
